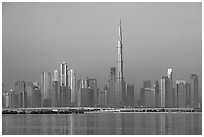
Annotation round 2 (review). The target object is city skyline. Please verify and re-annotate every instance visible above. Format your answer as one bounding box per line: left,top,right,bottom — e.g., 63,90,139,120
3,2,201,100
3,63,200,109
2,19,201,108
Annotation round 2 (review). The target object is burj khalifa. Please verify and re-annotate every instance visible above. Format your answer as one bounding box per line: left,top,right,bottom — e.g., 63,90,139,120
116,18,125,107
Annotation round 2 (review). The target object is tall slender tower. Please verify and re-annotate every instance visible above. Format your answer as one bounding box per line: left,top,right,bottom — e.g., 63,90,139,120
60,62,68,87
190,74,199,108
70,69,76,105
41,72,52,107
117,18,125,107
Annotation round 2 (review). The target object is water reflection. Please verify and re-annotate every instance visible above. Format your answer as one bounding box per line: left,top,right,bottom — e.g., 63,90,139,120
2,113,202,135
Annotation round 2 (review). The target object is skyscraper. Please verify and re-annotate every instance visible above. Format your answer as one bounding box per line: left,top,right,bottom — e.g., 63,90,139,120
77,78,87,107
68,70,71,88
116,18,125,107
126,84,134,107
32,82,41,108
76,79,81,107
154,80,160,108
60,62,68,87
26,82,33,108
70,69,76,105
139,88,145,107
161,69,174,108
98,87,108,107
143,80,155,107
59,62,70,107
41,72,52,107
8,89,14,108
172,87,176,108
109,67,116,107
167,68,173,107
186,82,191,108
52,70,60,107
76,77,97,107
88,78,97,107
190,74,199,108
161,76,168,108
15,81,26,108
2,92,9,108
176,80,186,108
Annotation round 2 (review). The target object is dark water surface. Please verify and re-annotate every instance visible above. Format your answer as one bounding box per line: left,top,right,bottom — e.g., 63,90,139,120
2,113,202,135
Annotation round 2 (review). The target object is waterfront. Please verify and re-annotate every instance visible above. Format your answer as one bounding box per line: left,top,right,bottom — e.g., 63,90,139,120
2,113,202,135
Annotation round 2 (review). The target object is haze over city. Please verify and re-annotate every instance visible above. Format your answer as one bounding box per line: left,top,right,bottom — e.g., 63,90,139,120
3,2,201,100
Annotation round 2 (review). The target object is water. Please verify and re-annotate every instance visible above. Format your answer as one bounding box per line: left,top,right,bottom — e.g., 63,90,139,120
2,113,202,135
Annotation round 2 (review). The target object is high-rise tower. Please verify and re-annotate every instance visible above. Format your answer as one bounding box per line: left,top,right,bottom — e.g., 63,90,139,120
176,80,186,108
117,18,125,107
70,69,76,105
109,67,116,107
15,81,26,108
41,72,52,107
60,62,68,87
190,74,199,108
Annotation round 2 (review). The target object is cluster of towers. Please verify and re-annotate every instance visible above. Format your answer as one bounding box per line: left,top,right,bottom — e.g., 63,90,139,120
137,69,200,108
106,19,200,109
2,60,102,108
2,62,77,108
161,70,200,108
106,18,134,108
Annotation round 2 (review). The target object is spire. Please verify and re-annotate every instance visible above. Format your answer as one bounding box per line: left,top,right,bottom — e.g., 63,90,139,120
119,17,122,41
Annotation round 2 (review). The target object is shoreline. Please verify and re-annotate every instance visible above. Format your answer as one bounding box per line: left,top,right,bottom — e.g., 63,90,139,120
2,112,202,115
2,108,202,115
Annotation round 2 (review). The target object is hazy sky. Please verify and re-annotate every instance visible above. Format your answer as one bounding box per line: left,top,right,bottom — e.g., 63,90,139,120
3,2,202,97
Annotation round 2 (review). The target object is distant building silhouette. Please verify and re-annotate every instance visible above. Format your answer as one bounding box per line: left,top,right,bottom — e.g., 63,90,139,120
190,74,199,108
32,82,41,107
167,68,174,107
109,67,116,107
52,70,60,107
8,89,16,108
59,62,71,107
139,88,145,107
41,72,52,107
69,69,76,105
60,62,68,86
98,89,108,107
15,81,26,108
60,86,71,107
2,92,9,108
185,82,191,108
176,80,186,108
76,79,81,107
77,77,97,107
161,69,174,108
143,80,155,107
126,84,134,107
161,76,168,108
88,78,98,107
2,84,5,108
154,80,160,108
80,88,94,107
26,82,33,108
172,87,176,108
